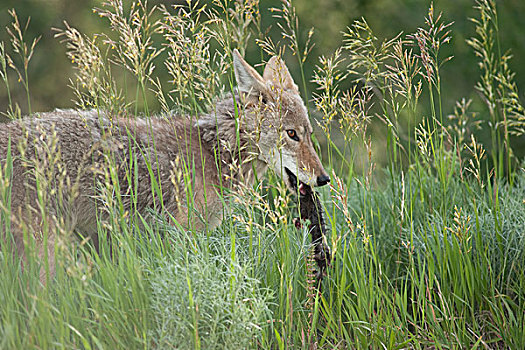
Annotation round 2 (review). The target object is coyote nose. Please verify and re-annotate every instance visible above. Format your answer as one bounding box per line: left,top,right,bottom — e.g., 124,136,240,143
316,174,330,186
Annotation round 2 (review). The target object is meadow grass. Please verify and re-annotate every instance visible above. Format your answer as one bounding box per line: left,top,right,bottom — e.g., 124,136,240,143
1,0,524,348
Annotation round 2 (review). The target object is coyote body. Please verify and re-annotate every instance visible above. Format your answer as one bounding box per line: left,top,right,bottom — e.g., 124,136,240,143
0,51,329,280
1,109,228,231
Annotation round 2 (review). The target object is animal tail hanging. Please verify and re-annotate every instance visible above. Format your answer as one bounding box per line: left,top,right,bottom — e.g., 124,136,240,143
295,183,331,284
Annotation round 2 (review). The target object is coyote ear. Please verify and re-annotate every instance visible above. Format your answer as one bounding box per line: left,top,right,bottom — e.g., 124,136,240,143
263,55,298,92
233,49,265,97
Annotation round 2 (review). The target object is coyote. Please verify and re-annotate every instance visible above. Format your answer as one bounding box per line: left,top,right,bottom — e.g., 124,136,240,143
0,50,329,280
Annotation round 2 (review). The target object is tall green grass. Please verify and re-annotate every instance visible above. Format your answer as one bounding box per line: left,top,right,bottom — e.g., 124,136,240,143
1,0,524,348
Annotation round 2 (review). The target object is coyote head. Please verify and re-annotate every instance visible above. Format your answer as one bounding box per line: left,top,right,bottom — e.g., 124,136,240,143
232,50,329,192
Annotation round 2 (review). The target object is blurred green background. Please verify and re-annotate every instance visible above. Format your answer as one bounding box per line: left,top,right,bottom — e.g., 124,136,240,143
1,0,524,164
2,0,525,112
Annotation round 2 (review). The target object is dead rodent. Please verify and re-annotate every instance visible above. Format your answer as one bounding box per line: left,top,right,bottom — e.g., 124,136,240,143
294,182,331,282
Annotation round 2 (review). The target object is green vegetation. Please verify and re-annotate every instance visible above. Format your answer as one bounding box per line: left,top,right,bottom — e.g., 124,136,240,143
1,0,524,348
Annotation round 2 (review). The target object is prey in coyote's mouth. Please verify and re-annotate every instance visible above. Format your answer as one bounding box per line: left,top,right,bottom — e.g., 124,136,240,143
285,166,331,284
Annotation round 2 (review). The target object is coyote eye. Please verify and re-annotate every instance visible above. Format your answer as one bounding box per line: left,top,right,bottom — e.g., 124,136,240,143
286,129,299,141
